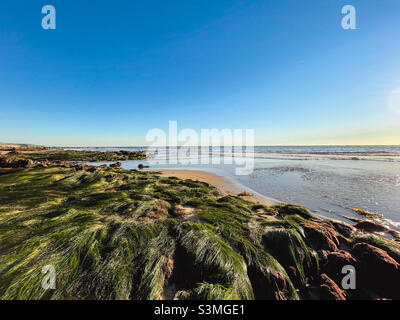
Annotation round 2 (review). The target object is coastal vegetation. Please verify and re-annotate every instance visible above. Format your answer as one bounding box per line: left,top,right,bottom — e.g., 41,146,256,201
0,154,399,300
0,149,147,167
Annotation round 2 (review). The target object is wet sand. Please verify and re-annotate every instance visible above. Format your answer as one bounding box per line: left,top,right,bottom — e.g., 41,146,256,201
150,169,278,206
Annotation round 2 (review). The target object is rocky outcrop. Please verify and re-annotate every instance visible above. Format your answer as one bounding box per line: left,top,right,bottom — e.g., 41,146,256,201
352,242,400,299
328,219,355,238
0,158,34,168
276,204,317,220
354,220,386,233
301,221,339,252
320,250,358,284
0,157,71,169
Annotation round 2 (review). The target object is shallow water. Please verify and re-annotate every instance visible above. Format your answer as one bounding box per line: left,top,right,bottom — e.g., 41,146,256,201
84,146,400,231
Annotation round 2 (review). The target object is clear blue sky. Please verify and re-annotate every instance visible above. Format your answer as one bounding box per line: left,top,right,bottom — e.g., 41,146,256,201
1,0,400,146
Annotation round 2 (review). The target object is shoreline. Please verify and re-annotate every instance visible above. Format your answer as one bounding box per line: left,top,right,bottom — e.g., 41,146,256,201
148,169,279,206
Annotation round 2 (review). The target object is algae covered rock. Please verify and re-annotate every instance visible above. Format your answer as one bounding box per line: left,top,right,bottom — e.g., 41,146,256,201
246,252,299,300
172,223,254,300
352,242,400,299
326,219,355,238
320,250,358,285
354,220,386,233
262,227,319,288
275,204,318,220
300,220,340,252
0,157,35,168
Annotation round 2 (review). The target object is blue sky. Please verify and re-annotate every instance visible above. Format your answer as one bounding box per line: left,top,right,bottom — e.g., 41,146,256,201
1,0,400,146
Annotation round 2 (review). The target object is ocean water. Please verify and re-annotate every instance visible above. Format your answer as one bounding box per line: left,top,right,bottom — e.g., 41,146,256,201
81,146,400,231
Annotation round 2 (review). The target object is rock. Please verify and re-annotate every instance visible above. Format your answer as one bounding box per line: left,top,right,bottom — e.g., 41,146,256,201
328,219,355,238
247,262,298,300
110,162,122,168
276,204,317,220
341,215,363,223
321,250,358,283
262,227,319,287
354,220,387,233
353,243,400,270
352,242,400,299
319,274,347,300
18,159,35,168
0,158,35,168
301,221,339,252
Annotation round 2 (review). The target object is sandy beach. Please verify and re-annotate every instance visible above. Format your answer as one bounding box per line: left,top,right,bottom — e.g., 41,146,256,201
150,169,278,206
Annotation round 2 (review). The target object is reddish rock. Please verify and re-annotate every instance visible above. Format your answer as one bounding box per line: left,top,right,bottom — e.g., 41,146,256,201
322,250,357,264
352,242,400,299
328,220,355,238
321,250,358,283
354,220,386,233
301,221,339,252
319,274,347,300
353,243,399,271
